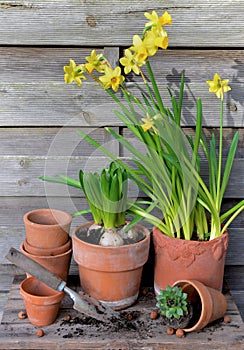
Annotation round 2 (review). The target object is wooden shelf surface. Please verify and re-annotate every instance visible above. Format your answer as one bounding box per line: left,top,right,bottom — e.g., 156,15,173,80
0,275,243,350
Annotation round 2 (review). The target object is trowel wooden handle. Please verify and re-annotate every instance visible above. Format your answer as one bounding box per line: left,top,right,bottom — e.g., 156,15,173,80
5,247,66,291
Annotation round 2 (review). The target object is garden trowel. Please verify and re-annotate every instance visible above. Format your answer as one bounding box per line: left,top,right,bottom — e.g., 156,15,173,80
5,247,122,324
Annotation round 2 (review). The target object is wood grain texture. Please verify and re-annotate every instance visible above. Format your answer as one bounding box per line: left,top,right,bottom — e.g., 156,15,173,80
0,48,243,127
0,0,244,323
0,196,242,227
0,127,119,156
0,276,243,349
0,1,243,46
0,156,243,197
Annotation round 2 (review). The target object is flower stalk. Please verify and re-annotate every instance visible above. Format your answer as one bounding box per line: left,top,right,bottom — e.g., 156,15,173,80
41,10,243,241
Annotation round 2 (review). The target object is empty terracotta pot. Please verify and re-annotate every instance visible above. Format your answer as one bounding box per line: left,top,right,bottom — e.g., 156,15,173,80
23,237,72,256
72,222,150,310
23,208,72,249
20,242,72,281
173,279,227,332
20,277,65,326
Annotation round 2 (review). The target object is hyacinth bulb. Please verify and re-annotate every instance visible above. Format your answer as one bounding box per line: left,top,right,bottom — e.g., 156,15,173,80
99,228,124,246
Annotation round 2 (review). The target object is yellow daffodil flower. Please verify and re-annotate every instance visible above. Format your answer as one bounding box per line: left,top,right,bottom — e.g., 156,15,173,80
64,59,86,86
85,49,106,73
142,30,158,57
159,11,172,26
144,10,172,31
154,29,169,50
143,27,169,56
206,73,231,100
99,66,125,92
130,35,148,65
141,114,158,133
120,49,140,75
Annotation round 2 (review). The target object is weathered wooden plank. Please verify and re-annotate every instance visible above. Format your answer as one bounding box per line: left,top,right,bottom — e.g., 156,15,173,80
225,266,244,291
0,196,90,227
231,290,244,322
1,127,243,157
0,48,243,127
0,127,119,156
0,1,243,47
0,274,14,324
0,156,243,197
0,196,242,228
122,127,244,158
1,48,243,85
225,266,244,321
1,82,243,127
0,276,243,349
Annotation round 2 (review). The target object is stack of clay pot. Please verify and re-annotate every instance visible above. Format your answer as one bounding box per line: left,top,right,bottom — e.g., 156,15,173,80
19,208,72,326
20,208,72,281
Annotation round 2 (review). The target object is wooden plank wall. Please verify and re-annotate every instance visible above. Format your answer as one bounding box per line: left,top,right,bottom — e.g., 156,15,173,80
0,0,243,320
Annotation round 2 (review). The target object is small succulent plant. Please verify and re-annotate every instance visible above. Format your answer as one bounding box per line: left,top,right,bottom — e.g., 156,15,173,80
156,285,188,320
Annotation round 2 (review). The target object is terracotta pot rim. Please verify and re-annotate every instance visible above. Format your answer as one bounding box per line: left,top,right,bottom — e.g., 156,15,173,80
72,221,150,250
23,237,71,256
173,279,227,332
20,241,72,259
153,226,228,243
23,208,72,228
20,277,64,301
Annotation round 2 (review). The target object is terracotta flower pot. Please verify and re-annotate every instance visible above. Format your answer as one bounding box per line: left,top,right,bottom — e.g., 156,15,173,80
72,222,150,310
23,237,72,256
20,242,72,281
153,227,229,293
23,208,72,249
173,279,227,332
20,277,65,326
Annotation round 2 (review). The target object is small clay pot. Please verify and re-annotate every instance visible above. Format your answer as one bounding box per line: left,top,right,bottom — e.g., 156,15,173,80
173,279,227,332
23,237,72,256
20,277,65,326
20,242,72,281
23,208,72,249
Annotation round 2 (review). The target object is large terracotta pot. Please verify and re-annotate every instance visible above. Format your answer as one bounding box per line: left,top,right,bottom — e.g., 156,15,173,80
153,227,229,293
20,277,65,326
20,242,72,281
72,222,150,310
173,279,227,332
23,208,72,249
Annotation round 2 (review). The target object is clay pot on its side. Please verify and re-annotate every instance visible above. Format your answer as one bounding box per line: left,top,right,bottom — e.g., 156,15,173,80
20,277,65,326
23,208,72,249
20,242,72,281
72,222,150,310
153,227,229,293
173,279,227,332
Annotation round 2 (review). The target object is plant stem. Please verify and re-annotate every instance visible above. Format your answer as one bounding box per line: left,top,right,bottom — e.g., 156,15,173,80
216,99,224,211
146,61,167,115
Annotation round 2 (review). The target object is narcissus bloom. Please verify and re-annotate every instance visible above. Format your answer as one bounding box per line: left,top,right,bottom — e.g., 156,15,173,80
206,73,231,100
85,50,106,73
130,35,148,63
141,114,158,133
154,29,169,50
142,30,159,57
99,66,125,92
64,59,86,86
143,27,169,55
144,10,172,31
120,49,140,75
